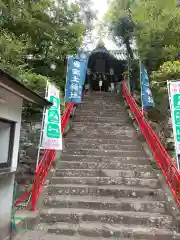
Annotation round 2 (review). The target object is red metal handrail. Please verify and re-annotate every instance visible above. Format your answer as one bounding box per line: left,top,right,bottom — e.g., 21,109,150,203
14,102,75,210
61,102,75,133
31,101,75,210
122,83,180,206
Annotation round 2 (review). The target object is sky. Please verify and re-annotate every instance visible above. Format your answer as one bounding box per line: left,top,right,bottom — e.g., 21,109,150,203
88,0,120,51
92,0,108,20
70,0,121,50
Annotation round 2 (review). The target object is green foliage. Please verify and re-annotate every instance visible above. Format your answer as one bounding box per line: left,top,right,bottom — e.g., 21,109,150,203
0,0,86,119
107,0,180,71
131,0,180,70
149,61,180,120
151,61,180,83
18,72,65,120
0,29,29,76
19,72,49,97
0,0,85,91
106,0,135,58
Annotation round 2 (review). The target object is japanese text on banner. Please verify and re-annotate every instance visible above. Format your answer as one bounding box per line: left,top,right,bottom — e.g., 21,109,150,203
65,56,87,103
41,83,62,150
141,63,155,110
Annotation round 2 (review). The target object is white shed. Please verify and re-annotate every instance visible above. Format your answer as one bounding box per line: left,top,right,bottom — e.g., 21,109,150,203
0,70,51,240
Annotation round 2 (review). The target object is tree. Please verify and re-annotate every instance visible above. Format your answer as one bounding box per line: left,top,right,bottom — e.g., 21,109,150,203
106,0,180,96
74,0,97,50
131,0,179,71
0,0,85,90
0,0,86,119
106,0,135,59
106,0,138,93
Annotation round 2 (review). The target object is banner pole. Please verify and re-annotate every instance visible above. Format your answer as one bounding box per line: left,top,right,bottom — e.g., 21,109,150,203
139,60,144,116
36,80,49,167
127,54,131,92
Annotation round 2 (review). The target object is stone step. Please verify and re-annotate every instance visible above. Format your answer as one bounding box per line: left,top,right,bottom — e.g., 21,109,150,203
64,143,143,151
82,98,120,102
48,184,164,200
73,117,131,123
72,122,132,128
81,96,121,99
77,102,124,106
60,155,150,165
39,208,173,230
77,113,128,118
82,96,119,100
78,109,126,113
71,125,134,132
44,195,166,214
81,102,124,106
71,129,135,137
77,103,125,107
77,107,126,111
75,109,127,115
77,108,126,113
68,132,137,140
51,176,159,188
55,168,155,178
76,110,127,115
82,100,120,103
82,95,121,99
78,103,124,107
62,149,146,158
81,101,122,105
14,230,126,240
36,222,180,240
83,92,117,95
57,161,151,171
65,137,137,145
80,102,125,106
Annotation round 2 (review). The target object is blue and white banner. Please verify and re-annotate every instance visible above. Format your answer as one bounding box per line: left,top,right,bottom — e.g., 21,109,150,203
65,55,87,103
141,63,155,110
78,52,89,86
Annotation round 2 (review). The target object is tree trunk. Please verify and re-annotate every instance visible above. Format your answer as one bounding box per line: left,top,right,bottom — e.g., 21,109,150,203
125,39,134,60
125,38,138,93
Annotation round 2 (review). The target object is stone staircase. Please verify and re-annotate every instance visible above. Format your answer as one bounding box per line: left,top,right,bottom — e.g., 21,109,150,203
15,92,180,239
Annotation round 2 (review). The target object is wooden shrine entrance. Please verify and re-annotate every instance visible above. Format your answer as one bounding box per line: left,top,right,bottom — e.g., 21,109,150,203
84,41,127,92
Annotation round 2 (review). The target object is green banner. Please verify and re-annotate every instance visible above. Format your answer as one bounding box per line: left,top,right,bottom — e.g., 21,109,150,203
41,83,62,150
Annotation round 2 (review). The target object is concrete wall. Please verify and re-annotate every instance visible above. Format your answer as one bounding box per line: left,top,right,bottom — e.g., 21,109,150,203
0,87,23,240
0,174,15,240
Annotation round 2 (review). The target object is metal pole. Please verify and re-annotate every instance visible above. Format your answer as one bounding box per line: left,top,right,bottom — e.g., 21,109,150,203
36,80,49,167
127,54,131,92
139,60,144,115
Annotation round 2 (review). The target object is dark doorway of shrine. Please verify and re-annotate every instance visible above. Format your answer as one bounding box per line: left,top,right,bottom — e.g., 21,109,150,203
85,41,126,92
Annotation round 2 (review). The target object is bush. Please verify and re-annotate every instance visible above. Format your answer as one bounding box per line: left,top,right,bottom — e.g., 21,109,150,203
149,61,180,121
151,61,180,83
17,72,64,120
19,72,49,97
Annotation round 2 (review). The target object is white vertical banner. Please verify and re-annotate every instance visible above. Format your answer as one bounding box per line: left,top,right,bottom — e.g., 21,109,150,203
168,80,180,169
41,82,62,150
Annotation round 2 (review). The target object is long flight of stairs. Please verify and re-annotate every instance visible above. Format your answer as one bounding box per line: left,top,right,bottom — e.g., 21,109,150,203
16,92,180,239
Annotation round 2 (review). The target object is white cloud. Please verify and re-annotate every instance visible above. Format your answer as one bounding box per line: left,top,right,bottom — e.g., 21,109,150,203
92,0,108,20
88,0,121,51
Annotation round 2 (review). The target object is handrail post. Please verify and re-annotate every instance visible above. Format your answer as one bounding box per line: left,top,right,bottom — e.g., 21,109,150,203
31,175,37,211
